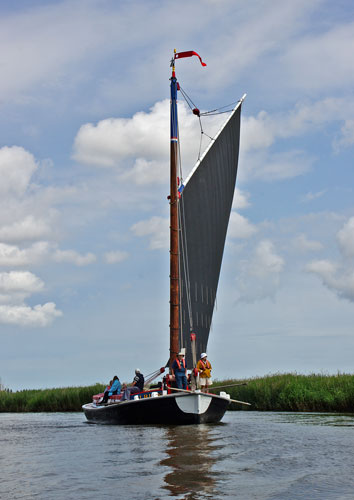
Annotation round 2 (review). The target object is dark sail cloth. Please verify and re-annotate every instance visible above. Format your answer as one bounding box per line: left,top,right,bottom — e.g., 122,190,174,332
179,104,242,367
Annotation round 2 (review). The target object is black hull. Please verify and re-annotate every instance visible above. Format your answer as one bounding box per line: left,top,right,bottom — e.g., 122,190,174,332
82,392,229,425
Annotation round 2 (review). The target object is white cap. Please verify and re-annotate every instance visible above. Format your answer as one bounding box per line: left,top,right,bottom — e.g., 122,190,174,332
178,352,185,356
200,352,207,359
135,368,140,374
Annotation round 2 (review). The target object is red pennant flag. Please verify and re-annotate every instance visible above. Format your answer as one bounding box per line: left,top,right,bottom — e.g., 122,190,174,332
174,51,207,67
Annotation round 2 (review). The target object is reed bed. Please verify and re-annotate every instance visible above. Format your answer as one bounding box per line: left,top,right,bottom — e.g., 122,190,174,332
0,384,105,412
1,373,354,412
212,373,354,412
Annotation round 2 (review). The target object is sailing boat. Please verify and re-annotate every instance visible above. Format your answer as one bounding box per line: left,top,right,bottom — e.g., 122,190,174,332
82,51,247,425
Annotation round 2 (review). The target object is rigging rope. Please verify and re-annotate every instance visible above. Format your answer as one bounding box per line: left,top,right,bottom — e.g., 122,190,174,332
177,119,194,341
144,367,165,386
179,85,233,161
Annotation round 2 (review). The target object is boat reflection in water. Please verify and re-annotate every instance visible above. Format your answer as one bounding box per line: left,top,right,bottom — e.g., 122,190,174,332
161,424,224,499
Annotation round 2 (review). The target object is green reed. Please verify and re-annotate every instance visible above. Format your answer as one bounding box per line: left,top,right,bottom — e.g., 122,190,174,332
0,384,105,412
212,373,354,412
2,373,354,412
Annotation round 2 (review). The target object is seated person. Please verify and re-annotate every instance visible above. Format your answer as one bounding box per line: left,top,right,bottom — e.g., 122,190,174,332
121,369,145,401
100,375,121,404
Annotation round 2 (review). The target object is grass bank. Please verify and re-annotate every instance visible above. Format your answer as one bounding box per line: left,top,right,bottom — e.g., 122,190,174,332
1,373,354,412
0,384,105,412
212,373,354,412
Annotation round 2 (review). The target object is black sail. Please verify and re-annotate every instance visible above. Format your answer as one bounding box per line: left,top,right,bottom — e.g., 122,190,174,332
179,100,243,367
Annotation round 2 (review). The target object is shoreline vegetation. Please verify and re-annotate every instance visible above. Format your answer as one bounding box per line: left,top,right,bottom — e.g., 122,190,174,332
1,373,354,413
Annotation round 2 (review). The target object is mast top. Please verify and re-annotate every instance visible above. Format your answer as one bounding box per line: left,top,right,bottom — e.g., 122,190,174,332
171,49,207,79
171,49,177,78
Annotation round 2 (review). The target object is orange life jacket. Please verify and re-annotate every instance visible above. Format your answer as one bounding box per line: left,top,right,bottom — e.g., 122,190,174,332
175,358,186,369
199,359,211,370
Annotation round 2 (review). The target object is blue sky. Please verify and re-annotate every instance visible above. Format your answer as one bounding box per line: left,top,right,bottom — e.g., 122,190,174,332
1,0,354,391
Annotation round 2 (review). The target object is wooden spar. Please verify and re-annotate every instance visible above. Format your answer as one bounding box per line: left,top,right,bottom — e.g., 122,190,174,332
169,52,179,371
208,382,248,391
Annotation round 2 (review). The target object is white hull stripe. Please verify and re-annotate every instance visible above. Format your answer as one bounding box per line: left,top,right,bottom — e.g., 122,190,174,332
175,393,212,414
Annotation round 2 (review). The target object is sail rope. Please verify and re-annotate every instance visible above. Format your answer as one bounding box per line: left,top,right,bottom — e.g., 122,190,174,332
144,367,166,386
177,119,194,341
199,101,241,116
179,85,240,161
179,85,214,161
179,85,241,116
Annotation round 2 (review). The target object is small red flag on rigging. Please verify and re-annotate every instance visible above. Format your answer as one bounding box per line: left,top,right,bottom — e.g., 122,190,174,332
174,51,207,67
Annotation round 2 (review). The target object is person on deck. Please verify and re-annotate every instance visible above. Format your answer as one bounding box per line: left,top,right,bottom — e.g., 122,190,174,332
172,352,188,390
121,369,145,401
100,375,121,404
99,379,112,403
197,353,212,392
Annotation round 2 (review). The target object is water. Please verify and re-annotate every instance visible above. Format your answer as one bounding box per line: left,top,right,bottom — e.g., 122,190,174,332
1,411,354,500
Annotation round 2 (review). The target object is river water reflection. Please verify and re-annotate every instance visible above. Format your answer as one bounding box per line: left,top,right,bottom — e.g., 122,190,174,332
1,411,354,499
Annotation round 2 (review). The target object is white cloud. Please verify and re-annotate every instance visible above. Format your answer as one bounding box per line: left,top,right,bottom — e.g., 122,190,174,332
337,217,354,258
120,158,167,186
201,1,322,91
306,259,337,278
292,234,323,253
0,215,52,243
241,111,275,153
0,1,128,99
131,216,169,250
232,188,251,210
104,250,129,264
251,240,284,278
335,120,354,149
240,97,354,183
73,99,224,184
236,239,284,302
53,249,96,266
300,190,326,203
0,270,45,307
281,21,354,93
0,302,62,327
73,100,170,168
306,259,354,303
0,146,37,197
0,271,44,295
0,271,62,327
228,212,257,239
241,149,313,182
0,241,49,267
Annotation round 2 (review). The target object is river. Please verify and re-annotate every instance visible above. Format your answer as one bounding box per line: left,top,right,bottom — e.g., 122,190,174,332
1,411,354,499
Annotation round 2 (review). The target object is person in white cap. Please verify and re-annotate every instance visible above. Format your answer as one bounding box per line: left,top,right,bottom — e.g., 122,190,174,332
121,368,145,401
196,353,212,392
172,352,188,389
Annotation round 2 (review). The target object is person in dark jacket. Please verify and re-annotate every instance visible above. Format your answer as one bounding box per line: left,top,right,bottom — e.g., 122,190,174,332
121,369,145,401
172,352,187,389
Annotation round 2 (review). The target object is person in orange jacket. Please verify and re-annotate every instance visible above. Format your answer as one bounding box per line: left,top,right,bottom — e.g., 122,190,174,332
196,353,212,392
172,352,188,389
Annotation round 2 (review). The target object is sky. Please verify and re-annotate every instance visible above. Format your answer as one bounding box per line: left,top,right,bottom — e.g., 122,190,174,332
1,0,354,391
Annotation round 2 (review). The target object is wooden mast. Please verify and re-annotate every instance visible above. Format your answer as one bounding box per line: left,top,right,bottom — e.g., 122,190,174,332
169,51,179,371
